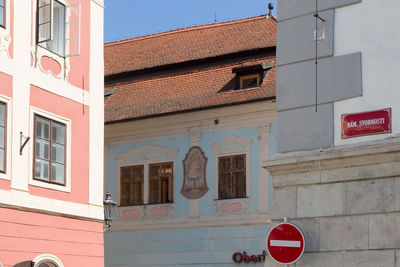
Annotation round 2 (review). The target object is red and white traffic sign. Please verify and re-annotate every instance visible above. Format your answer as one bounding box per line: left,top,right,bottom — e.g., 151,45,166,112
266,223,305,265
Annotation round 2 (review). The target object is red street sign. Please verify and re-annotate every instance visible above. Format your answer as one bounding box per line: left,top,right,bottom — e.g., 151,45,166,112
266,223,305,265
341,108,392,139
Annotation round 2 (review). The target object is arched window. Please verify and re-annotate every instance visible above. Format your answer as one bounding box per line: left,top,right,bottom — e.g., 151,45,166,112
33,254,63,267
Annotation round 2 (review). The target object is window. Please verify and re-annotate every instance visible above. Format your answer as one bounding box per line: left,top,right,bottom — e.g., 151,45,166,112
120,165,144,206
0,102,6,173
218,154,246,199
37,0,65,56
149,162,173,204
239,74,261,89
120,162,173,206
34,115,66,185
0,0,5,28
36,0,81,57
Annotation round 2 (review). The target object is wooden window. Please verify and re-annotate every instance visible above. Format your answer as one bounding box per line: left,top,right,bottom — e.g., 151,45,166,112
0,102,6,173
218,154,246,199
37,0,66,56
34,115,66,185
0,0,5,28
239,74,260,89
120,165,144,206
149,162,173,204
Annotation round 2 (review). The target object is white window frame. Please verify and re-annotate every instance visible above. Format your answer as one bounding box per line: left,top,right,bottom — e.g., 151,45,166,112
0,94,11,180
29,107,71,192
35,0,81,57
33,254,64,267
0,0,11,58
211,136,251,201
116,146,178,206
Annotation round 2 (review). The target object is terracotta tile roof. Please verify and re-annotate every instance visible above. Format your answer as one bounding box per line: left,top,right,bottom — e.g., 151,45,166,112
105,56,276,123
104,15,276,76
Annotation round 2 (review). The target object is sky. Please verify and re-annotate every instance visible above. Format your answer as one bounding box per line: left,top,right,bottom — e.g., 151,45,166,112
104,0,278,43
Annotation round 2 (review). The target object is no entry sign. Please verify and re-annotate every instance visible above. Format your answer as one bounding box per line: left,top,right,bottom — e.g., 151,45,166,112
266,223,305,265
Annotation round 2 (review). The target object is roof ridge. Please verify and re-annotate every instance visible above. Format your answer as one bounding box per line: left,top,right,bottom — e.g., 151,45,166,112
105,14,273,47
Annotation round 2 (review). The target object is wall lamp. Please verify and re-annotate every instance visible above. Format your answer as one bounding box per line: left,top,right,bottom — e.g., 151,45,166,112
103,192,116,231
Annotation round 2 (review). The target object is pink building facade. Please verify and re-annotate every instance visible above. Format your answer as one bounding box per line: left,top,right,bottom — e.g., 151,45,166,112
0,0,105,266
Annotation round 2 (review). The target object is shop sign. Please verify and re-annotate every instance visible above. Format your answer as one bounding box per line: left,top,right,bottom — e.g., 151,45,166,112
232,251,267,264
341,108,392,139
266,223,305,265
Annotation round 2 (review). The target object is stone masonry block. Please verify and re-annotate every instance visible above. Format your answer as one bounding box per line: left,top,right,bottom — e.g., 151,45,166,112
272,171,321,188
321,162,400,183
277,103,334,153
345,178,395,214
396,250,400,267
343,250,395,267
395,178,400,211
278,0,361,21
369,213,400,249
320,215,368,251
295,252,342,267
271,187,297,220
277,53,362,111
277,10,334,65
290,218,320,252
297,183,344,218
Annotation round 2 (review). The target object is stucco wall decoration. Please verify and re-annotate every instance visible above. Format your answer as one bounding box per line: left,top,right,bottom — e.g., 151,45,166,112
181,146,208,199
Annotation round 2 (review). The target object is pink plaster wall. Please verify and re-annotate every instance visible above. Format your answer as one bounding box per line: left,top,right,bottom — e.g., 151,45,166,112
29,0,91,91
0,207,104,267
0,71,13,97
67,0,91,91
29,85,89,204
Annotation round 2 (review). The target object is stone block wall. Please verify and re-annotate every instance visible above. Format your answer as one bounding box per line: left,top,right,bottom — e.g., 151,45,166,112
263,138,400,266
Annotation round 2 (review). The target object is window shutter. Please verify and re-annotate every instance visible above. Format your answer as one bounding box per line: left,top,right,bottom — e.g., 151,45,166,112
65,3,81,57
37,0,53,43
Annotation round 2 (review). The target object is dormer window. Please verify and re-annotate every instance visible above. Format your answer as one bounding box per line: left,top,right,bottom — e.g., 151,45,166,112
239,73,261,89
232,61,274,90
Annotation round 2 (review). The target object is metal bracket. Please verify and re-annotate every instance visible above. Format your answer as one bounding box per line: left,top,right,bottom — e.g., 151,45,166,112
314,13,325,22
20,132,30,155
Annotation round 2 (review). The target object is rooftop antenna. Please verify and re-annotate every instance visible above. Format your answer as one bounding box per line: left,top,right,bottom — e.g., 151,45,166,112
268,3,274,18
214,11,217,22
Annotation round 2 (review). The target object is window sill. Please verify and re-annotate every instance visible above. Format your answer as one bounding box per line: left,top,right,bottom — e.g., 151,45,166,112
29,178,71,192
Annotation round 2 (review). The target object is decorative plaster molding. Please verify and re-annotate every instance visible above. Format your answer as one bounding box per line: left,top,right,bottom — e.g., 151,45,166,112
31,47,71,81
212,198,251,215
145,204,176,219
118,206,144,221
212,135,251,154
116,146,178,165
0,30,11,58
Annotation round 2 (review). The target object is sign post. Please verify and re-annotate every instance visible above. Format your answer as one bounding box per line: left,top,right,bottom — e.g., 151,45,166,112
266,217,305,265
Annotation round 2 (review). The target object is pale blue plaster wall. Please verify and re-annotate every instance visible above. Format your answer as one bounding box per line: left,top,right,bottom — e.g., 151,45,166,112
105,224,269,267
199,126,259,215
106,126,261,219
105,126,266,266
106,135,192,218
